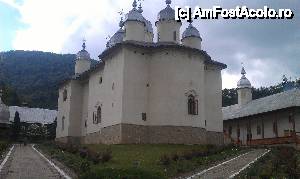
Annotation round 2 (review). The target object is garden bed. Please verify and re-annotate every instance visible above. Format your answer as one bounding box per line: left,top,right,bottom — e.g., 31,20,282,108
237,147,300,178
38,142,247,179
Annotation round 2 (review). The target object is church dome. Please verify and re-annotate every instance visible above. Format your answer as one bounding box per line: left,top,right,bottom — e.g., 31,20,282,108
237,67,252,88
145,20,153,33
182,23,201,40
107,29,125,48
76,42,90,60
0,91,10,124
124,0,146,25
157,0,175,21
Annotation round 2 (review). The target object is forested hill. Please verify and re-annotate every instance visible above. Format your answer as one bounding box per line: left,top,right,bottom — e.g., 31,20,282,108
0,50,84,109
0,50,298,109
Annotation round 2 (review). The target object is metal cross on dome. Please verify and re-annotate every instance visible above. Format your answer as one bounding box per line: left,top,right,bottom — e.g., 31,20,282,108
82,39,86,50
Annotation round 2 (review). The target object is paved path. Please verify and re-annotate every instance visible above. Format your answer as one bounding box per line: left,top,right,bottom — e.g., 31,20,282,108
0,144,65,179
187,149,269,179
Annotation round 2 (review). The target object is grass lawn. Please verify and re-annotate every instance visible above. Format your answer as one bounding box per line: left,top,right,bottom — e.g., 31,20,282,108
0,140,10,159
38,142,248,179
237,147,300,178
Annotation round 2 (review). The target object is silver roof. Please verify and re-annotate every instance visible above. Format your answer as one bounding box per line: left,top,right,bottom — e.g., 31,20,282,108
145,20,153,33
157,2,175,21
107,28,125,48
76,41,90,60
223,88,300,120
182,23,201,39
124,0,146,25
237,67,251,88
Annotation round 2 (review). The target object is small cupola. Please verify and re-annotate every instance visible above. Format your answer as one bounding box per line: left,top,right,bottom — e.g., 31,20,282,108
156,0,181,43
182,22,202,50
237,67,252,106
75,40,91,75
123,0,147,42
106,17,125,48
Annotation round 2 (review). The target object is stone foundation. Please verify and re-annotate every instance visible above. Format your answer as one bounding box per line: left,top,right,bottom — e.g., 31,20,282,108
56,123,224,145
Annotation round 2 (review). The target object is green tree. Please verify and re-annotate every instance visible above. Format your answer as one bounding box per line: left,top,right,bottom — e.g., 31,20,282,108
12,111,21,140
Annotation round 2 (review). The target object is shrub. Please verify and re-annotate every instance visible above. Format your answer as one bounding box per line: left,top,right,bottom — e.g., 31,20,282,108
159,154,171,166
100,148,112,163
80,168,165,179
171,153,179,161
79,147,88,158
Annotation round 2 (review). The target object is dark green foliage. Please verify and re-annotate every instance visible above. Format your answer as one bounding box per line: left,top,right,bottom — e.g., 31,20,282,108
0,83,21,106
80,168,166,179
12,111,21,140
0,141,9,156
0,50,97,109
239,147,300,178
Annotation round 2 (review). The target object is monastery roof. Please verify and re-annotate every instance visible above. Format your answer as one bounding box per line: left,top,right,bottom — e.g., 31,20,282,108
59,41,226,87
9,106,57,124
223,88,300,121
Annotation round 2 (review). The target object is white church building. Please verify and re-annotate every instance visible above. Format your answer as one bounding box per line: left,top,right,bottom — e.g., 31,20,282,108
56,0,227,145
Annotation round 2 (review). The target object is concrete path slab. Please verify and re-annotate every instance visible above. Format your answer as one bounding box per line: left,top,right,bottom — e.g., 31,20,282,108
187,149,270,179
0,144,67,179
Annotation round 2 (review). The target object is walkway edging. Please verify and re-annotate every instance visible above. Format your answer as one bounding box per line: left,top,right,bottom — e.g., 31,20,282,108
186,150,252,179
32,144,72,179
228,149,270,178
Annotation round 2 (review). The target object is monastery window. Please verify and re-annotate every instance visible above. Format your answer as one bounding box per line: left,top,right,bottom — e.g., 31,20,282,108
142,113,147,121
228,126,232,136
85,120,87,127
112,83,115,90
173,31,177,41
188,95,198,115
205,120,207,126
97,106,102,123
63,89,67,101
99,76,103,84
62,116,65,131
273,121,278,136
257,125,261,135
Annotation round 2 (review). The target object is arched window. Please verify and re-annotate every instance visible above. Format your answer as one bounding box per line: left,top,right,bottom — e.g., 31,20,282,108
97,106,101,124
63,89,67,101
173,31,177,41
188,95,198,115
62,116,65,130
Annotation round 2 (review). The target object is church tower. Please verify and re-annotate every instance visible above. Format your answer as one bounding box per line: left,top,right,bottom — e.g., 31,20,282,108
237,67,252,106
182,22,202,50
156,0,182,43
123,0,146,42
75,40,91,75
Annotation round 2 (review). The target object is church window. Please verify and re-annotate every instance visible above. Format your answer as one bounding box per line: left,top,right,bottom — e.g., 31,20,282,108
99,76,103,84
237,127,240,137
62,116,65,130
142,113,146,121
188,95,198,115
273,121,278,136
257,125,261,135
85,120,87,127
205,120,207,126
112,83,115,90
173,31,177,41
228,126,232,136
63,89,67,101
97,106,102,123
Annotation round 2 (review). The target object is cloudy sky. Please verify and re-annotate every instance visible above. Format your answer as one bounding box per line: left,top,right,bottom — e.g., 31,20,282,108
0,0,299,89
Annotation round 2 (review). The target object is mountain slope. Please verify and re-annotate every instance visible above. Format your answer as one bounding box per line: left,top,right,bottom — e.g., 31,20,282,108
0,50,77,109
